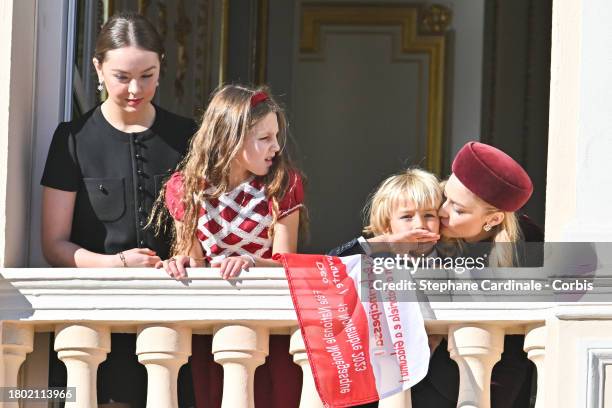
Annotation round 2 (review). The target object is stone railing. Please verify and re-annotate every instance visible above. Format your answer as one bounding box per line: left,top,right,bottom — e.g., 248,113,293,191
0,268,554,408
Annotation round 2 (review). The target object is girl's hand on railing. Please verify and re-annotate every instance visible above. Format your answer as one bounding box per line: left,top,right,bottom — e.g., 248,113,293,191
211,255,256,280
155,255,200,280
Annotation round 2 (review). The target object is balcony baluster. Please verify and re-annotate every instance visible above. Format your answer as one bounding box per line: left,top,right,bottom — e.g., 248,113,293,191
289,328,324,408
136,325,191,408
55,324,110,408
448,324,504,408
213,325,269,408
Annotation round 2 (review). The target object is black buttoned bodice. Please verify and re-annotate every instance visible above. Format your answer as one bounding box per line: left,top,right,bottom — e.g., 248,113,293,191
41,105,197,259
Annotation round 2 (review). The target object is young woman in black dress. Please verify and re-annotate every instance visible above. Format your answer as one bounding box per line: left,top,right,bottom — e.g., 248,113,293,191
41,12,196,267
40,12,197,407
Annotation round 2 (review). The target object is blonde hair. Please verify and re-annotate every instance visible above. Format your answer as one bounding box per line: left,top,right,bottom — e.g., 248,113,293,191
150,84,304,256
486,210,522,267
439,181,523,266
363,168,443,236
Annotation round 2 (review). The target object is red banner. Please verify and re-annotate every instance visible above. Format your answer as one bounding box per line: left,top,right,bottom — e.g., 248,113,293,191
279,252,431,406
278,253,380,407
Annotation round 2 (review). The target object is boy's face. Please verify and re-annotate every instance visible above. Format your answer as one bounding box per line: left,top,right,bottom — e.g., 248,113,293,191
388,200,440,235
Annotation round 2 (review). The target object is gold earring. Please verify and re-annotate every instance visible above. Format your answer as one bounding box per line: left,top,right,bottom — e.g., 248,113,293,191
483,224,492,232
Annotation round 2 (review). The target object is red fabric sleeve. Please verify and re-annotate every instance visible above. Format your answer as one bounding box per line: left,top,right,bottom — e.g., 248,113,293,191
165,172,186,221
278,171,304,219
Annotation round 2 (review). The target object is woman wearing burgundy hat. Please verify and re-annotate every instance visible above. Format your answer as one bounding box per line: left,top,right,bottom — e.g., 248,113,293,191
411,141,542,408
438,141,542,256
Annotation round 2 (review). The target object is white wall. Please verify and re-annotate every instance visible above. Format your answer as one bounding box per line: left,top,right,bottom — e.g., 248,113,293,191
545,1,612,402
28,0,70,266
573,0,612,239
545,0,612,241
0,0,37,267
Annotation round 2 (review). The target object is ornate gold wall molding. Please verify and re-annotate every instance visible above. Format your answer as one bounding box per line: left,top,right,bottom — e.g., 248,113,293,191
106,0,115,19
217,0,268,86
420,4,452,34
299,3,451,174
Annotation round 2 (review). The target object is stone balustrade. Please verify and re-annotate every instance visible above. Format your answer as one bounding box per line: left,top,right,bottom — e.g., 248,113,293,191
0,268,560,408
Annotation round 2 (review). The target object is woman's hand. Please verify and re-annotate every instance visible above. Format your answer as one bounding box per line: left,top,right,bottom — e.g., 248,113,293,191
155,255,201,280
211,256,255,280
120,248,161,268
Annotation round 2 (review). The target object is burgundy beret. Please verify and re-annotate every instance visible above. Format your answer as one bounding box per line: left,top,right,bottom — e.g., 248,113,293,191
451,142,533,211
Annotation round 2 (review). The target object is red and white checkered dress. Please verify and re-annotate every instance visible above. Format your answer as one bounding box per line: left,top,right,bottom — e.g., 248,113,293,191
165,171,304,262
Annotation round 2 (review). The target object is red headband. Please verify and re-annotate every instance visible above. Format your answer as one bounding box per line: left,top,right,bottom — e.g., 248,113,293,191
250,91,269,107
